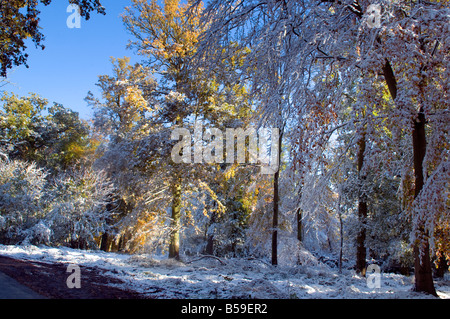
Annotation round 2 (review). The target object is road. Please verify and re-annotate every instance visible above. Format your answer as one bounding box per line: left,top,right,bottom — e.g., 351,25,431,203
0,271,45,299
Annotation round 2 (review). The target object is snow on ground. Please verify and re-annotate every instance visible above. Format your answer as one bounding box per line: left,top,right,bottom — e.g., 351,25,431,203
0,244,448,299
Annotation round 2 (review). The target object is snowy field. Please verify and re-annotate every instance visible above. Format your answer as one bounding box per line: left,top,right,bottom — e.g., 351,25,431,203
0,244,448,299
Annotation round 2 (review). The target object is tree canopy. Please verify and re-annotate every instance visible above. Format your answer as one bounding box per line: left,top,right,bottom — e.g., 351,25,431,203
0,0,105,77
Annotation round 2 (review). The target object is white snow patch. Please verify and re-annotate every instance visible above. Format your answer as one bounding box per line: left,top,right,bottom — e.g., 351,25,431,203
0,245,447,299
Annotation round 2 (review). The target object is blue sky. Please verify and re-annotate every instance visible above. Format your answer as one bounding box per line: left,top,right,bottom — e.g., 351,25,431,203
4,1,141,120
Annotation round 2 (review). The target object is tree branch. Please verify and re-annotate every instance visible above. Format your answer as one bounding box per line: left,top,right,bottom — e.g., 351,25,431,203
185,255,226,265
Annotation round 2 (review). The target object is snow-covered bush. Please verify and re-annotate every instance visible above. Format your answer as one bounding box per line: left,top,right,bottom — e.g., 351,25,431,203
0,154,115,248
44,167,114,249
0,157,47,244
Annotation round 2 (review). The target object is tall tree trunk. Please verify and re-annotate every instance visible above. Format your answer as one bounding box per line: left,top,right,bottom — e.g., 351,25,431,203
205,234,214,255
205,210,216,255
169,175,182,260
296,207,302,243
356,131,367,276
272,129,283,266
383,59,436,295
100,232,111,252
272,165,279,266
412,109,437,296
435,254,448,278
337,188,343,274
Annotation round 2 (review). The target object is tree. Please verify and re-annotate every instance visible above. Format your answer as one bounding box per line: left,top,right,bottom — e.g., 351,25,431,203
193,0,343,265
87,57,165,253
0,92,47,161
315,1,447,292
44,103,96,171
123,0,204,260
123,0,254,259
0,156,47,244
44,166,113,249
87,57,156,137
0,92,94,171
0,0,105,77
349,1,447,296
355,108,368,275
0,91,111,248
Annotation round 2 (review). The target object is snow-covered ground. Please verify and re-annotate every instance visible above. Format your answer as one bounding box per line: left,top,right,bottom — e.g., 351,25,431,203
0,244,448,299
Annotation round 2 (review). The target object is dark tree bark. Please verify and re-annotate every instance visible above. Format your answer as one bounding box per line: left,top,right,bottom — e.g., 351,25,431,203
169,176,182,260
356,131,367,276
205,234,214,256
382,59,398,101
337,191,344,273
296,207,302,242
435,255,448,278
100,232,111,252
411,109,437,296
272,129,283,266
383,59,437,296
272,165,280,266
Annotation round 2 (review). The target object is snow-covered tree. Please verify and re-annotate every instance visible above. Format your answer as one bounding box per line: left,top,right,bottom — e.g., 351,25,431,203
121,0,256,259
0,156,47,244
43,167,114,249
0,92,95,172
192,0,449,294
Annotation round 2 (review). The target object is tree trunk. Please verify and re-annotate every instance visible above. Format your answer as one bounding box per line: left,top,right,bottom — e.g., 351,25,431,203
271,129,283,266
435,254,448,278
272,167,279,266
383,59,436,295
382,59,397,101
169,176,182,260
205,210,216,255
296,207,302,242
205,234,214,255
337,190,343,274
356,201,367,275
412,109,437,296
100,232,111,252
117,235,124,252
356,131,367,276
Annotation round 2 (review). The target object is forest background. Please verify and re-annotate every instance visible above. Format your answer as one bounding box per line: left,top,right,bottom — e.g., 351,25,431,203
0,0,448,297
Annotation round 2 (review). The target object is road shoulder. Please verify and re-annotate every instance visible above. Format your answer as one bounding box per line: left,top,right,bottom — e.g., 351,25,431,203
0,271,45,299
0,255,145,299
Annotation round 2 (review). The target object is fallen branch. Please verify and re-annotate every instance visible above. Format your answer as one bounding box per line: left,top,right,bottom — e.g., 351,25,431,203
185,255,226,265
